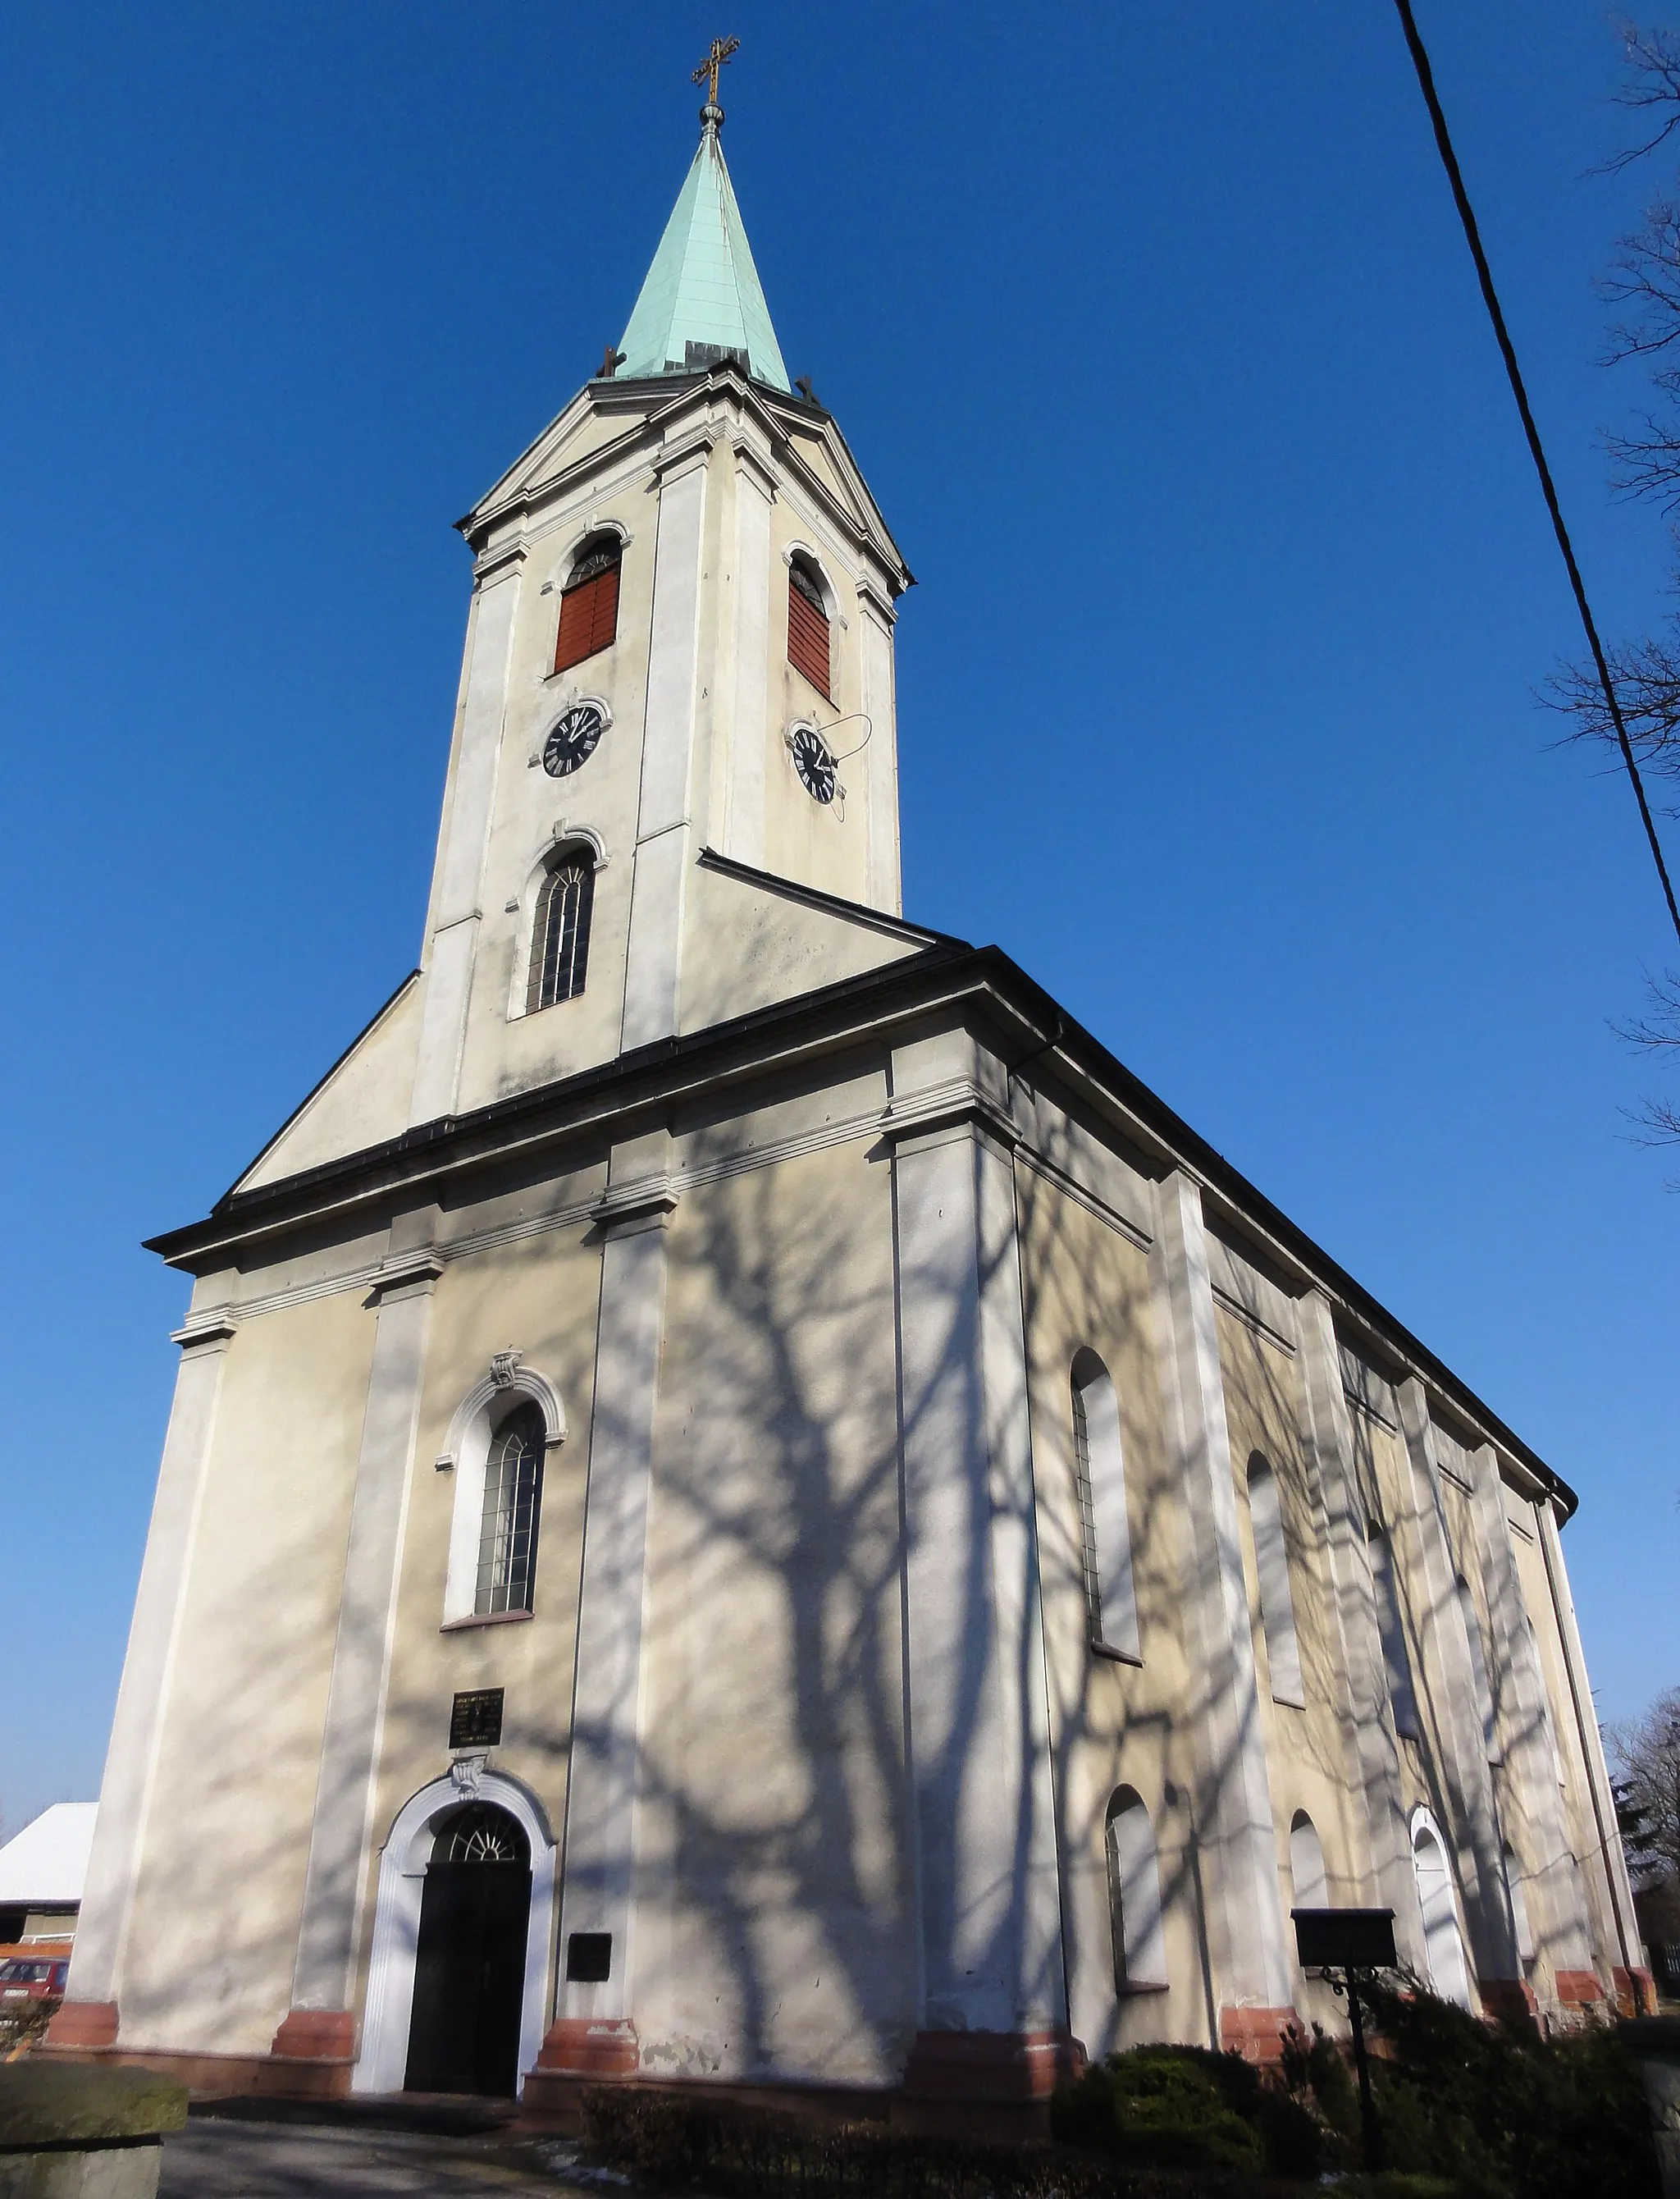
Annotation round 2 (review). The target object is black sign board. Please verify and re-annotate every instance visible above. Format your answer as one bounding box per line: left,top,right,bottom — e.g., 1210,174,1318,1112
1291,1907,1397,1971
566,1932,613,1984
450,1688,504,1749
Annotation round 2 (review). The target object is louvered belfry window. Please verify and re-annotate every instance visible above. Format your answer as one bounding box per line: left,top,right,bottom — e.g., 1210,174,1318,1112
554,537,622,674
788,560,831,699
527,848,595,1013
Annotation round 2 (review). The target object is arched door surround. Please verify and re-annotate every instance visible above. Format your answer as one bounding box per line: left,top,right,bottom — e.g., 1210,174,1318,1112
354,1769,556,2096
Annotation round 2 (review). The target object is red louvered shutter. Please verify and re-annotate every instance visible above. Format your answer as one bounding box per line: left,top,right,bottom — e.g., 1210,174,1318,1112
788,573,831,699
554,562,620,674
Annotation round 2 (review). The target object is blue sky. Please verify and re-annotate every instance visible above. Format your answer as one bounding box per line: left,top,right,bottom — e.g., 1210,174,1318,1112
2,2,1674,1832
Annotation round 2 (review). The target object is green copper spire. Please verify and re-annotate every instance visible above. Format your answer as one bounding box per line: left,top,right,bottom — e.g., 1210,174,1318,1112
615,93,791,393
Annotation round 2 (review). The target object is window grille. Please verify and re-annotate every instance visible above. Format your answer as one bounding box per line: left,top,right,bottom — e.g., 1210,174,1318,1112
436,1804,529,1866
554,537,621,673
527,848,595,1013
475,1402,546,1616
788,560,831,698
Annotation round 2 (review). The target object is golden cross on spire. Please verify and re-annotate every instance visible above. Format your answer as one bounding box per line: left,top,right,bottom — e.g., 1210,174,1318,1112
692,35,740,108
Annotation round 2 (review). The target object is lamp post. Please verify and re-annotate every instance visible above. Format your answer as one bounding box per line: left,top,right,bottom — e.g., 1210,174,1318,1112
1292,1906,1398,2175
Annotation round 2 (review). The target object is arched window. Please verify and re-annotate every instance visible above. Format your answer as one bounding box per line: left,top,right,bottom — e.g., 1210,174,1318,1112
475,1401,546,1616
1247,1455,1303,1707
1458,1575,1499,1762
1411,1812,1472,2008
1289,1810,1328,1910
526,846,595,1013
1105,1788,1167,1991
1503,1842,1536,1969
1070,1351,1140,1661
554,534,622,673
1367,1525,1421,1739
788,555,831,699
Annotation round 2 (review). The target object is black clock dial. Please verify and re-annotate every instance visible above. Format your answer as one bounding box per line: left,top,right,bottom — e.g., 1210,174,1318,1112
790,725,837,805
542,704,605,778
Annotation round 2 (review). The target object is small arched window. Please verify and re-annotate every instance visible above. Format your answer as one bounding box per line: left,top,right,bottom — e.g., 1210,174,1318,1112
1070,1350,1140,1661
1289,1810,1328,1910
1411,1813,1472,2009
1458,1575,1499,1762
475,1401,546,1616
1247,1455,1303,1708
554,534,622,674
788,556,831,699
1105,1788,1167,1991
527,846,595,1013
1367,1525,1421,1739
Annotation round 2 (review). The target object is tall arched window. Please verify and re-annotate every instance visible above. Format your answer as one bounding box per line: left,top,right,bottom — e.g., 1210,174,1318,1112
476,1401,546,1616
1289,1810,1328,1910
1070,1350,1140,1661
1105,1788,1167,1991
1411,1812,1472,2009
1367,1525,1421,1739
527,846,595,1013
1458,1575,1499,1762
1247,1455,1303,1707
788,555,831,699
554,534,622,673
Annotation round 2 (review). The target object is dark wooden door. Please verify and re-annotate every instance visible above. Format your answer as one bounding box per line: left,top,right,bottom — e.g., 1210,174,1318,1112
404,1859,531,2095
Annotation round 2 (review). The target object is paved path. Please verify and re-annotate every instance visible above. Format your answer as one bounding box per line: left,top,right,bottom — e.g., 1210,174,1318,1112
158,2115,628,2197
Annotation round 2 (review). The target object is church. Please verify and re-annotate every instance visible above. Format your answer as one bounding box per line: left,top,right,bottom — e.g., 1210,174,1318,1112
49,60,1650,2124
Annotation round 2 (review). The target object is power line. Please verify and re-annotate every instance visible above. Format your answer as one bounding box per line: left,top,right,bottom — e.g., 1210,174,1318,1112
1390,0,1680,946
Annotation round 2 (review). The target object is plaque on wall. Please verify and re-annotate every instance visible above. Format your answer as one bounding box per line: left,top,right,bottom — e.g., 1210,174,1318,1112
450,1688,504,1749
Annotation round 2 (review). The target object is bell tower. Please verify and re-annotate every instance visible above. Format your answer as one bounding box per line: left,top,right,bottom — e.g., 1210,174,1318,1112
395,76,915,1133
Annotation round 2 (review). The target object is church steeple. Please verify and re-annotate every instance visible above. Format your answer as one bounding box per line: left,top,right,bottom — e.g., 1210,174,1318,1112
615,70,790,391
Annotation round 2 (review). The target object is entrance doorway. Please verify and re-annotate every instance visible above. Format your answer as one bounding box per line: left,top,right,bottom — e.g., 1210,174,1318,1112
404,1804,532,2096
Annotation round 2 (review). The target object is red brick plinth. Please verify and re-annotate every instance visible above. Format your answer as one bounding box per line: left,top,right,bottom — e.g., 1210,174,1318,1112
250,2008,355,2099
1554,1968,1608,2008
1614,1966,1659,2018
1217,2006,1297,2065
1477,1978,1541,2032
519,2019,640,2131
43,2000,120,2050
901,2028,1085,2101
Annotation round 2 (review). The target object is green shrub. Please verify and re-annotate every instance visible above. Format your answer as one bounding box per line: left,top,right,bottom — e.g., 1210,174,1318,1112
1275,1976,1662,2199
1049,2046,1262,2172
582,2081,1269,2197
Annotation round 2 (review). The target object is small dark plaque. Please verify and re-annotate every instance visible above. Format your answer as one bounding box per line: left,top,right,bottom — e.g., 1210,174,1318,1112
450,1688,504,1749
566,1932,613,1984
1292,1907,1398,1971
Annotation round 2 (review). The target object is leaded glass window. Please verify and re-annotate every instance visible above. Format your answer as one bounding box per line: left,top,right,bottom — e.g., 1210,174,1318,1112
527,848,594,1013
476,1402,546,1616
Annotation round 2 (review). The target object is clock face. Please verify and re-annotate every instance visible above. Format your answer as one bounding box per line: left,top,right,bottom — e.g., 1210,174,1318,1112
542,704,605,778
790,725,837,805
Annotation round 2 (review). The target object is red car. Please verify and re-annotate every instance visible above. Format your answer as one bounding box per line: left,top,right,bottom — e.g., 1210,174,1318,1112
0,1957,70,2000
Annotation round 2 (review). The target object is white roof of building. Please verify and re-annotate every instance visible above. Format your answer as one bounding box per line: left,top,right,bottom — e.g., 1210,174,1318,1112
0,1804,97,1905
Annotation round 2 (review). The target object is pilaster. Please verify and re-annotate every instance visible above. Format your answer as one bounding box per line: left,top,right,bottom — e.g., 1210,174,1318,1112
538,1132,675,2081
884,1031,1071,2078
856,577,901,916
1393,1379,1520,1993
1466,1447,1591,1982
1148,1173,1293,2030
1294,1292,1413,1932
49,1307,237,2047
721,434,775,871
410,565,522,1124
281,1218,442,2062
621,442,710,1051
